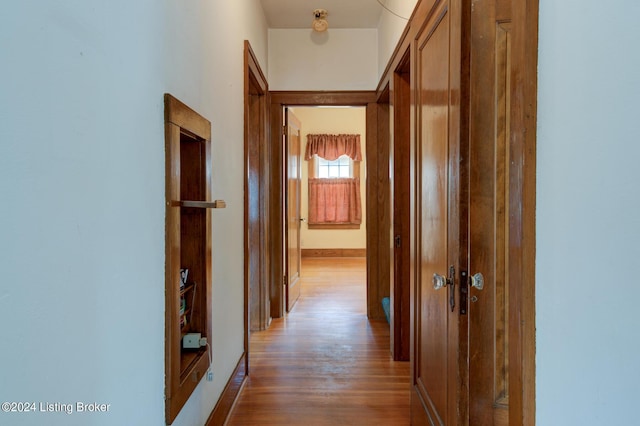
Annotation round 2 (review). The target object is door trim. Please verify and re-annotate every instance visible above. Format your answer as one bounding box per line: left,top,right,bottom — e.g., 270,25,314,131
268,91,387,320
243,40,269,373
509,1,538,423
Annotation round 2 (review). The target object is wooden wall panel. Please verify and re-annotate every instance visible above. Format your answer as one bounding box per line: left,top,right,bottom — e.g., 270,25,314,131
375,0,537,424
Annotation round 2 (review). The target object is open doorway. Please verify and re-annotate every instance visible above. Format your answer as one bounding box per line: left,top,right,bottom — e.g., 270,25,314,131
268,91,389,323
283,106,368,314
290,106,367,258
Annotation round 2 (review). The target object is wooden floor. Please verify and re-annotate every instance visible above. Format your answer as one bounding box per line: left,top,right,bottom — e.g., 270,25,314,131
226,257,410,426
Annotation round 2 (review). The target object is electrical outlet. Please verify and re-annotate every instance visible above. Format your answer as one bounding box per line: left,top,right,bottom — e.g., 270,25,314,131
182,333,201,349
207,371,213,381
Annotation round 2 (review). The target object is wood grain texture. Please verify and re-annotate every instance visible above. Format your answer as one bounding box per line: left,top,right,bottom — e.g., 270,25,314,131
270,91,377,106
468,0,512,422
391,53,411,362
365,101,390,320
414,5,453,422
301,248,366,258
164,94,211,141
164,94,213,424
508,0,538,424
226,257,410,426
269,103,286,319
245,41,270,334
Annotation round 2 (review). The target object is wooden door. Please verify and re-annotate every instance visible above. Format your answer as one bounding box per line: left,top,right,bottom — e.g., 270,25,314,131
285,108,302,312
411,1,463,424
468,0,514,423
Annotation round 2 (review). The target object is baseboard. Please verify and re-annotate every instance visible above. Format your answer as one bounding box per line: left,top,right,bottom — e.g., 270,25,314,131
206,353,247,426
301,248,367,257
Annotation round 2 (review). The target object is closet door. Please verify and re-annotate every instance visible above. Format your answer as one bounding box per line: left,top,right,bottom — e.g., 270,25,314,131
410,0,464,424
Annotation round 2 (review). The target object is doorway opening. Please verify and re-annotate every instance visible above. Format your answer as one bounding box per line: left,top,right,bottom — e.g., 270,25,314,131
268,91,389,324
283,105,368,312
288,107,368,253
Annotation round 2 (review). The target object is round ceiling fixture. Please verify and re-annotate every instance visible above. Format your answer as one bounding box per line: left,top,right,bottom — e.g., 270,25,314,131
312,9,328,32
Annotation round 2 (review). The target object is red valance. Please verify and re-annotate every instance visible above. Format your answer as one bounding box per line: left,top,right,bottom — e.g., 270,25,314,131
304,134,362,161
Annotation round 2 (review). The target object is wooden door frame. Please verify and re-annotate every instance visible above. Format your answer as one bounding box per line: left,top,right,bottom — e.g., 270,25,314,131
268,91,389,321
509,0,538,423
244,40,270,362
374,48,412,363
392,50,412,362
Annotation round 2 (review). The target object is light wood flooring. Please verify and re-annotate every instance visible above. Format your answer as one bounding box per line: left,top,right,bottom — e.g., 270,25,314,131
226,257,410,425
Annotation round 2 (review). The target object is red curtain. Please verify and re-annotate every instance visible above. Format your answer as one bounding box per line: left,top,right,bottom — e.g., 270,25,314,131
308,178,362,225
304,134,362,161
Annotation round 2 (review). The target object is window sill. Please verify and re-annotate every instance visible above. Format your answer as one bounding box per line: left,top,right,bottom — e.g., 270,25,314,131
308,223,361,230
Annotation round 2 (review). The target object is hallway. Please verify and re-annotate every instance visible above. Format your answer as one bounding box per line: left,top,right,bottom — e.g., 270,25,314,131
226,257,410,425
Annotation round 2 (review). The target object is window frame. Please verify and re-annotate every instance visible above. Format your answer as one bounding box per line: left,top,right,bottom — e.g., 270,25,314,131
307,154,362,230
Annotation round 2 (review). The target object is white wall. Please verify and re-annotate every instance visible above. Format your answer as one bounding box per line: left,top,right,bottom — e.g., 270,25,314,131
291,107,367,250
268,29,378,90
536,0,640,424
377,0,418,78
163,2,267,425
0,1,267,425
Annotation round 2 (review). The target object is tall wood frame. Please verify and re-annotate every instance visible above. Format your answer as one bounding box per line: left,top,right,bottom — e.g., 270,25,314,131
164,93,213,424
268,91,388,321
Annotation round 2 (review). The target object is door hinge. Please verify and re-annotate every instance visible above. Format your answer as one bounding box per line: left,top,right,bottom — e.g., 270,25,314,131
459,270,468,315
283,275,287,286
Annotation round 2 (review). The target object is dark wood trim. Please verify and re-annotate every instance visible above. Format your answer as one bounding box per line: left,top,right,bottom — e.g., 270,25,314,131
457,0,472,422
390,49,412,362
164,94,213,425
244,40,270,371
164,94,211,141
205,353,247,426
270,91,377,106
269,91,380,321
269,103,285,319
301,248,366,258
509,0,538,424
365,101,391,321
375,0,537,424
307,223,361,230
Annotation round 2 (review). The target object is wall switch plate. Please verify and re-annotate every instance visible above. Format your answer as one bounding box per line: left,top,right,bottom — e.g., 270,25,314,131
207,371,213,381
183,333,201,349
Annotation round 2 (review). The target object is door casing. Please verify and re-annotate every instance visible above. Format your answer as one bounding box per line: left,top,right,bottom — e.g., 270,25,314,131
268,91,388,321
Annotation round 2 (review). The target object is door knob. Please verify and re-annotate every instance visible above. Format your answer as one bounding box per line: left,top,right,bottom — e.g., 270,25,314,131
433,273,447,290
470,272,484,290
432,271,454,290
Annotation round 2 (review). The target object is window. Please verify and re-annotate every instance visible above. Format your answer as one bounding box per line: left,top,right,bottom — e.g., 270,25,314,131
305,134,362,229
316,154,352,178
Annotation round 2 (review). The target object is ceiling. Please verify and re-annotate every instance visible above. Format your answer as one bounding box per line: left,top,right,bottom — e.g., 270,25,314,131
260,0,385,29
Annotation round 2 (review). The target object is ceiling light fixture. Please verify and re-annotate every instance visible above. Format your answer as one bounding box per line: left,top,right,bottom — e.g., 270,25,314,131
312,9,328,32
